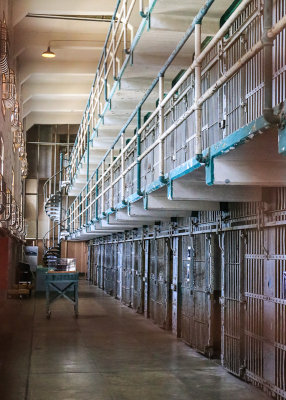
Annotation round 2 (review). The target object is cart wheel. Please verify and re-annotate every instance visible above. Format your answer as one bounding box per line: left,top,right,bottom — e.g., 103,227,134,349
46,311,51,319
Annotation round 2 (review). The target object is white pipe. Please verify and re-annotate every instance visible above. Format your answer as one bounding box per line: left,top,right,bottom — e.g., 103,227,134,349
101,162,105,214
123,0,128,53
139,0,144,15
112,22,116,78
194,23,202,157
159,75,164,179
121,133,125,201
110,148,114,209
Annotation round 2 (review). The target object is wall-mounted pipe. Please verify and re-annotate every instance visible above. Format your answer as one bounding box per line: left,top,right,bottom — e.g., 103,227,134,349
262,0,280,125
194,24,203,162
101,162,105,215
158,75,165,182
137,108,142,195
85,183,89,225
110,147,114,209
121,132,126,202
87,99,90,181
95,169,99,220
104,47,108,102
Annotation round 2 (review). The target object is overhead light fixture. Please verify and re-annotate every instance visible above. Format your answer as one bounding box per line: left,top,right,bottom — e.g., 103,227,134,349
41,40,101,59
42,46,56,58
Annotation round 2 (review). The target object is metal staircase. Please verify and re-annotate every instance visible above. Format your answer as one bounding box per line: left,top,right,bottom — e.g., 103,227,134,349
43,155,70,267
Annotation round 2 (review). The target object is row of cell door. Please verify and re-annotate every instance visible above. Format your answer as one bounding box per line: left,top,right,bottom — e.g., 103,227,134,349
177,227,284,399
89,227,285,398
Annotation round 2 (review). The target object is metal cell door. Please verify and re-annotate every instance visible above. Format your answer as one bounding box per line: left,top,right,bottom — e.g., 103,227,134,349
96,245,101,288
144,239,150,319
116,242,123,300
87,245,92,282
172,236,180,336
100,244,105,289
180,235,193,344
112,243,118,297
222,230,244,376
272,222,286,399
192,234,213,354
179,233,219,356
244,228,264,387
89,245,96,285
132,240,144,313
149,238,172,329
122,241,132,306
104,244,113,295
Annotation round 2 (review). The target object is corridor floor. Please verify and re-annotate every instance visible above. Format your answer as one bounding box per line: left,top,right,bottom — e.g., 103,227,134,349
0,281,269,400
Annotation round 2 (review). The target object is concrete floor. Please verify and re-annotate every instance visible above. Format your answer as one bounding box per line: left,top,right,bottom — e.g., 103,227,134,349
0,281,269,400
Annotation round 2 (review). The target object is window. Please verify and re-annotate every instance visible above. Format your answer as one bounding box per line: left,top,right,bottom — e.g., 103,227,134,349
0,136,4,175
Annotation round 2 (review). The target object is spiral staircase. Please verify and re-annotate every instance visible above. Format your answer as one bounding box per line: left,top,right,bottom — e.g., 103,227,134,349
43,157,70,268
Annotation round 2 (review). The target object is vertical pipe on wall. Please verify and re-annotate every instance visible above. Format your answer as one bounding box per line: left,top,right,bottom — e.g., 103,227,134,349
79,193,82,228
121,132,125,202
104,47,108,102
59,152,63,188
123,0,129,54
137,107,142,195
112,21,116,79
158,75,165,182
101,161,105,215
194,23,202,160
263,0,280,124
95,168,99,221
110,147,114,209
87,98,90,182
85,183,89,226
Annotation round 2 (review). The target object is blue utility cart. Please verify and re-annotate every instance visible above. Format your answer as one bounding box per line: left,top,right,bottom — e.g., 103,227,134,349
45,271,79,318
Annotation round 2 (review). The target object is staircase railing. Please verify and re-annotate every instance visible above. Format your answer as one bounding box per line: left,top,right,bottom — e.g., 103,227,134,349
43,216,70,248
43,163,70,207
43,154,71,266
